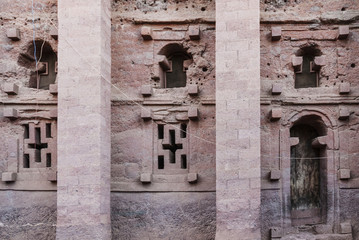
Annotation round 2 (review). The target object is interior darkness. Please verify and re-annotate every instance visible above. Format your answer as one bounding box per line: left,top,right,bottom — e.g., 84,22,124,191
166,53,187,88
295,55,318,88
290,124,321,210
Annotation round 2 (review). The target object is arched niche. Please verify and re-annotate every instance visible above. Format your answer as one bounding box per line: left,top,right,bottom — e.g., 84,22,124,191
157,43,192,88
294,46,322,89
18,40,57,90
290,115,327,225
279,110,338,229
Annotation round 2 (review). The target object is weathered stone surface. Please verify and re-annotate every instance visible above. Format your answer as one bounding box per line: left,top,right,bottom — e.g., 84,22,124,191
3,83,19,95
188,107,199,120
216,0,261,238
140,173,152,183
340,222,352,234
49,27,58,40
111,192,216,240
338,26,350,39
271,26,281,41
49,84,58,95
260,1,359,239
271,83,282,95
187,172,198,183
270,108,282,120
57,0,111,239
6,28,21,41
140,85,152,96
188,84,199,95
339,83,351,94
141,26,153,40
339,169,351,180
189,25,200,40
3,108,18,119
1,172,17,182
141,108,152,120
270,170,281,181
0,191,56,240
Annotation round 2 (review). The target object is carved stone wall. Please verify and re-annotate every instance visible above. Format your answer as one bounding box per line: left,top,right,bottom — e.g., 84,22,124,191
1,0,359,239
110,0,216,238
260,0,359,239
0,1,58,238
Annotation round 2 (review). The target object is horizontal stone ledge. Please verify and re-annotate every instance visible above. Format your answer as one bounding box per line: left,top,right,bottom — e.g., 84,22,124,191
261,10,359,24
111,181,215,192
113,15,215,24
260,99,359,105
1,101,58,106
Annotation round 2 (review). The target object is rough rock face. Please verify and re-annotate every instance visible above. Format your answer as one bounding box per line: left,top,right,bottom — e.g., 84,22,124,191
0,191,56,240
111,192,216,240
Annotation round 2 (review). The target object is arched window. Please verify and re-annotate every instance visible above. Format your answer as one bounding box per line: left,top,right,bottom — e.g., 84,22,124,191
18,40,57,90
294,47,322,89
165,53,187,88
157,44,192,88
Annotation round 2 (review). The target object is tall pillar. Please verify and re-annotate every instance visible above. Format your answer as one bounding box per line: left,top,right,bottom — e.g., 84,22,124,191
56,0,111,239
216,0,261,239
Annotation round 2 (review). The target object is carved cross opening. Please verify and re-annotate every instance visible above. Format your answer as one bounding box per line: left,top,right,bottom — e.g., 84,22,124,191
28,127,48,163
162,129,183,163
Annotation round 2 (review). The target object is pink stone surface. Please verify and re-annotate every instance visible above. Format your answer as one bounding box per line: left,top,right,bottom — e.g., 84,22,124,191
57,0,111,238
216,0,261,238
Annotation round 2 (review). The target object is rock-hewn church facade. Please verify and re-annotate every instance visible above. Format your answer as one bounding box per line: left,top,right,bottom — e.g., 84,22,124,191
1,0,358,239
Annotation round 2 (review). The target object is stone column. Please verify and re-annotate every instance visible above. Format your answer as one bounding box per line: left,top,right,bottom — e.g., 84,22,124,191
216,0,261,239
56,0,111,239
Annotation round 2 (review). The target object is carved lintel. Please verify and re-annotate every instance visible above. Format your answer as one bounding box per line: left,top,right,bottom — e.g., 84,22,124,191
312,136,327,148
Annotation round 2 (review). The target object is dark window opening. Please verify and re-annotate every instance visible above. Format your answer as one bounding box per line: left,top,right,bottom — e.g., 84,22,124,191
181,155,187,169
158,124,164,139
46,123,52,138
24,124,29,139
180,123,187,138
158,156,164,169
18,40,57,90
157,43,192,89
295,55,318,88
46,153,52,167
23,154,30,168
165,54,187,88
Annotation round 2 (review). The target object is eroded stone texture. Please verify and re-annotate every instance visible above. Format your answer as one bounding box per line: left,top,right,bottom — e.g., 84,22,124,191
111,192,216,240
0,191,56,240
